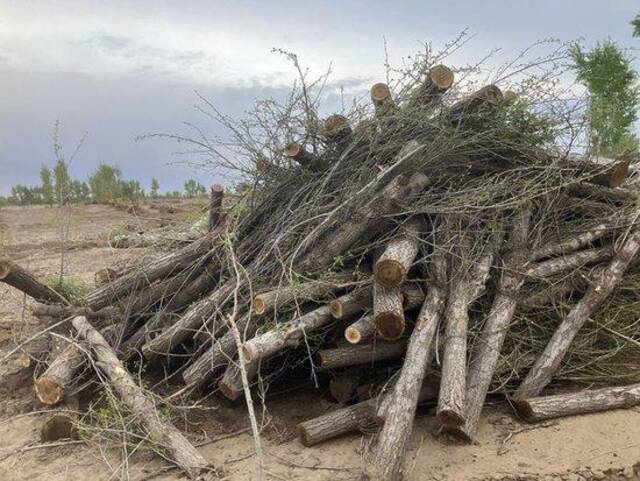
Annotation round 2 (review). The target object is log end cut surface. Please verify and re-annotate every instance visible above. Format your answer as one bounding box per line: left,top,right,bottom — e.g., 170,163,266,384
344,326,362,344
374,260,405,287
371,83,392,103
429,65,454,90
375,313,405,340
253,295,267,315
34,376,64,405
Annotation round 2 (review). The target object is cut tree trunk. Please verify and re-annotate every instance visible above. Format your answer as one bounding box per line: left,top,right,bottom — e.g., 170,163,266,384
329,286,372,319
407,64,455,109
218,358,259,402
255,271,355,316
344,314,376,344
87,225,223,311
34,323,121,405
447,209,531,442
515,383,640,422
316,339,408,369
297,380,439,447
242,303,334,364
371,83,397,118
208,184,224,230
374,216,424,287
566,155,630,188
526,246,613,278
284,143,326,172
514,225,640,400
446,85,503,126
70,316,208,479
369,245,447,481
437,227,498,428
0,258,68,304
567,183,636,205
373,285,405,340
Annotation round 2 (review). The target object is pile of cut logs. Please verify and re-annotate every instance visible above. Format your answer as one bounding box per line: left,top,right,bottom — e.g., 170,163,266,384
3,63,640,481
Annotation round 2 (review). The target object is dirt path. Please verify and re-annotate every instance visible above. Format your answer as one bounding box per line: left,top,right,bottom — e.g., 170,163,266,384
0,204,638,481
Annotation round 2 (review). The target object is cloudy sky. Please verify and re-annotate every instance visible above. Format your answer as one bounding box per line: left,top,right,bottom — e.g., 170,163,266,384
0,0,638,194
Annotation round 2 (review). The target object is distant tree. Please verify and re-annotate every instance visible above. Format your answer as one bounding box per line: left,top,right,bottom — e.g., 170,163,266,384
571,41,639,156
120,179,145,202
40,167,54,205
184,179,206,198
170,190,182,198
89,163,122,202
54,159,72,205
0,196,7,208
71,180,90,202
150,178,160,198
633,14,640,37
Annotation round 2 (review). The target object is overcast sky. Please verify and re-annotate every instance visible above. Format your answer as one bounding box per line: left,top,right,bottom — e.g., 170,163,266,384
0,0,638,195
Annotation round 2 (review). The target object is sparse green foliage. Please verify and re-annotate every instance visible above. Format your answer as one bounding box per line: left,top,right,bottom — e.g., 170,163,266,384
54,159,72,205
571,41,639,156
40,167,54,205
632,14,640,37
45,275,89,306
150,178,160,198
89,163,122,202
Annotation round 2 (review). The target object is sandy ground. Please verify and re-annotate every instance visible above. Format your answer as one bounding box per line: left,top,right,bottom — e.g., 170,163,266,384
0,203,639,481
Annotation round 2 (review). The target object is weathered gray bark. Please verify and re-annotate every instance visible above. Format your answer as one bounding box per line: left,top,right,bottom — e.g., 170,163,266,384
514,226,640,400
437,227,498,428
242,303,335,364
526,246,613,278
516,383,640,422
254,271,355,315
344,314,376,344
530,220,620,261
297,380,438,447
448,209,531,442
316,339,408,369
374,216,424,287
70,316,208,478
0,258,68,304
87,226,222,310
369,247,447,481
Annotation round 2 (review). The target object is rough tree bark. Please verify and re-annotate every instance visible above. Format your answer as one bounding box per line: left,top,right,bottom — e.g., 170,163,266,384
373,285,405,341
437,226,499,428
514,225,640,400
70,316,208,478
256,271,355,316
371,83,397,118
369,244,447,481
218,357,259,401
526,246,613,278
516,383,640,422
406,64,455,109
329,286,372,319
0,258,68,304
34,323,121,405
316,339,408,369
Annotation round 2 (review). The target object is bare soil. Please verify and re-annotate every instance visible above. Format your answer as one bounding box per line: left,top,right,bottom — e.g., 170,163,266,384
0,203,638,481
